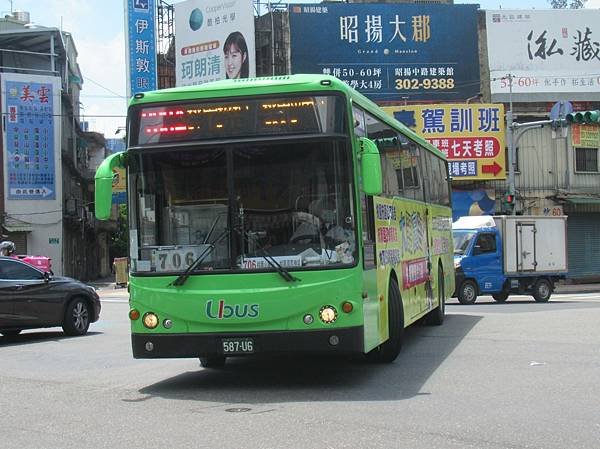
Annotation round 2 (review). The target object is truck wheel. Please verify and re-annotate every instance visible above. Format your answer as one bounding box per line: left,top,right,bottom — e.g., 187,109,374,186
533,278,552,302
492,292,509,303
427,268,445,325
367,279,404,363
457,280,478,305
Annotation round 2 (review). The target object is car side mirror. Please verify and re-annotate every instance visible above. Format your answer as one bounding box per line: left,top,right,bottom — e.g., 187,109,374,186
43,271,51,282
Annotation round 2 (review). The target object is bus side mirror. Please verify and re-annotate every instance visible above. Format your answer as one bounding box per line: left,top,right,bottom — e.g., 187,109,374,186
358,137,382,196
94,152,126,220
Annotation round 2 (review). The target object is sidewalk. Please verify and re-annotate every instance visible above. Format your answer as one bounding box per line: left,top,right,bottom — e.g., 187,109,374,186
88,276,127,292
554,281,600,295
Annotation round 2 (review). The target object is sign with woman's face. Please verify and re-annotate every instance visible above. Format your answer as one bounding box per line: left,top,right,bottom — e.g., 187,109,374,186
175,0,256,87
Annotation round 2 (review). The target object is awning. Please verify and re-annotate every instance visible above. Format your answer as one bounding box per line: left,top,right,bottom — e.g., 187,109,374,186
563,197,600,213
2,223,33,233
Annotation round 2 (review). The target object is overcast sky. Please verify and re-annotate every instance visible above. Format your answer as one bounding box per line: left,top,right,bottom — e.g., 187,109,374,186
9,0,600,139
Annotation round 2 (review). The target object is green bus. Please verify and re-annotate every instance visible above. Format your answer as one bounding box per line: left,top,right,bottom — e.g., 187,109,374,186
95,75,454,367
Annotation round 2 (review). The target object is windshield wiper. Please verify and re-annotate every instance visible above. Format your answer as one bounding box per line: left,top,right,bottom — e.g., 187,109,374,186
242,230,300,283
170,228,229,287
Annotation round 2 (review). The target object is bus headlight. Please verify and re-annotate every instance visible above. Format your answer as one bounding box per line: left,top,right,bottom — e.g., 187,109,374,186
143,312,159,329
319,305,338,324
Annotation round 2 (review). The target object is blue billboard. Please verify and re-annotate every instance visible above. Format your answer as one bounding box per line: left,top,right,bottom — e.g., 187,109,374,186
126,0,157,97
289,3,480,102
5,80,55,200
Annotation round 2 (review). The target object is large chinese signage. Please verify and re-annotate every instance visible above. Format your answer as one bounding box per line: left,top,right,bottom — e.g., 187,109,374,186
486,10,600,100
5,80,56,199
382,104,506,181
175,0,256,87
289,3,480,102
126,0,157,97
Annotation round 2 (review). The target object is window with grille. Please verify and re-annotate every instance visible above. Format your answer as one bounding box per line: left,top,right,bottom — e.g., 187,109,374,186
575,147,599,173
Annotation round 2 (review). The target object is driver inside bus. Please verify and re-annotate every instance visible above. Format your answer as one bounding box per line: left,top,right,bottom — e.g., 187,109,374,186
290,197,355,262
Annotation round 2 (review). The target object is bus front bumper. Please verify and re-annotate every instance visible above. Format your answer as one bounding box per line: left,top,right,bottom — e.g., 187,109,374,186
132,326,364,358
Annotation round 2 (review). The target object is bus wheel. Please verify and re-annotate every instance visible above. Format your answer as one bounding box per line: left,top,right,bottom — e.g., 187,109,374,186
492,292,509,302
457,280,478,305
533,278,552,303
367,279,404,363
426,267,445,325
199,356,226,368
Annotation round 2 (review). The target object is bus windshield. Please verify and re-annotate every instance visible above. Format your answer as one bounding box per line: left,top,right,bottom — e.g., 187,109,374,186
130,140,357,274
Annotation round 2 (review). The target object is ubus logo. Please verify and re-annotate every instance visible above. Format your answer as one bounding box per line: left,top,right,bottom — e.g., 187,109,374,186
205,299,260,319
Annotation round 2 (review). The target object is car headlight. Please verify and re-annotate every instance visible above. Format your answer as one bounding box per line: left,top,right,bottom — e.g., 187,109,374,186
454,260,461,269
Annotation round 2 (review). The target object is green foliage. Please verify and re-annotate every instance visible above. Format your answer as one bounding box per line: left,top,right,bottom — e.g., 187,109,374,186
549,0,586,8
110,204,128,258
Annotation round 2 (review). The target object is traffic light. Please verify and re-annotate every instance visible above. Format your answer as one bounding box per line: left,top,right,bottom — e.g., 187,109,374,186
503,192,515,212
565,110,600,125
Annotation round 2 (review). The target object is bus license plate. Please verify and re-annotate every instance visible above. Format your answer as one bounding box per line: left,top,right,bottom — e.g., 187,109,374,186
221,338,254,354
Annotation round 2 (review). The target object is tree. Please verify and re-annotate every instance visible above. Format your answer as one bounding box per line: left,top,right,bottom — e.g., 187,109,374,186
110,204,128,259
548,0,586,8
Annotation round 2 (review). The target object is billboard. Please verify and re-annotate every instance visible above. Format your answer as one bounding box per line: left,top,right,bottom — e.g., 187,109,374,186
125,0,158,97
175,0,256,87
289,3,480,102
382,104,506,181
4,79,57,199
486,10,600,100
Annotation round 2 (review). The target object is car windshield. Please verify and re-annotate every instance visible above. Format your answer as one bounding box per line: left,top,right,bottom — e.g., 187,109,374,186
453,230,477,255
129,140,356,274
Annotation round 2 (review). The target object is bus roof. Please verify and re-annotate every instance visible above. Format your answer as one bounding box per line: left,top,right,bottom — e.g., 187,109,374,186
129,74,446,159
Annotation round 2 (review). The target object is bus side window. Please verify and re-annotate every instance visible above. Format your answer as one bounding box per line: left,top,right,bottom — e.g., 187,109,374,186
398,142,423,201
439,158,451,207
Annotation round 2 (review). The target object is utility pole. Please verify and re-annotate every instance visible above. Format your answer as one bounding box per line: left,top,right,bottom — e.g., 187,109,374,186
504,73,516,215
268,0,275,76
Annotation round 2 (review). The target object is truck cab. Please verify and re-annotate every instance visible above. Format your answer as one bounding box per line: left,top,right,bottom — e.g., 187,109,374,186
452,215,567,304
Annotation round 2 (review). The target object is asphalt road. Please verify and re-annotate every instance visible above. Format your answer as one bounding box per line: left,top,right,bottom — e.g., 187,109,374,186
1,292,600,449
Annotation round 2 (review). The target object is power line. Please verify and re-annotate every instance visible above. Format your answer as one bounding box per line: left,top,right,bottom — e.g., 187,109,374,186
82,75,127,99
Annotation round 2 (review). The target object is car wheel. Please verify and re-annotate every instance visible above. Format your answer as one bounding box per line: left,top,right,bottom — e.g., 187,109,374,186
199,356,226,368
62,297,91,336
492,292,509,302
533,278,552,303
427,267,445,325
1,329,22,337
367,279,404,363
458,280,478,305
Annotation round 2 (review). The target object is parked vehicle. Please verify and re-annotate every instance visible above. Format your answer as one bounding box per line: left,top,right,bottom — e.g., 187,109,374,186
453,215,568,304
0,256,101,337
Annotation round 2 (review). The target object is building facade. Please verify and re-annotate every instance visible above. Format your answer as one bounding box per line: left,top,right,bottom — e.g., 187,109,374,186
0,13,115,279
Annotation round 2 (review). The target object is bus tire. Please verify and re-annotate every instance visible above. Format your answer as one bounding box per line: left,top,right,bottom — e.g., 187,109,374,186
427,267,445,326
457,280,478,305
533,278,552,302
199,356,226,368
366,279,404,363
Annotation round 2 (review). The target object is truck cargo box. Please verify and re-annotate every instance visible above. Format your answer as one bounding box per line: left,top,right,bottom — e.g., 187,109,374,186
492,215,568,275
